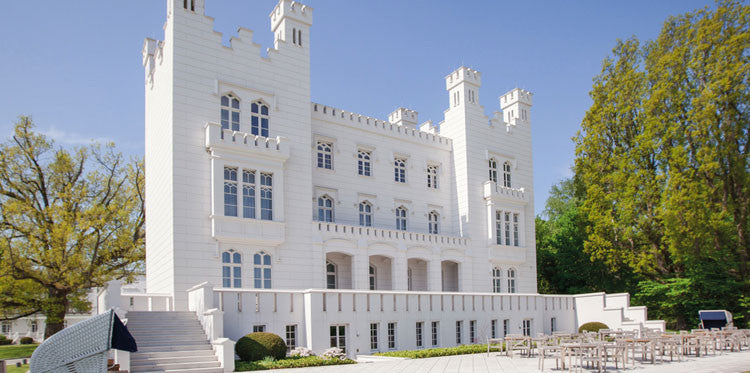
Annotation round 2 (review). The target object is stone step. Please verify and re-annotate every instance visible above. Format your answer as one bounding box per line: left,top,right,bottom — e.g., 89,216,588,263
137,339,211,348
137,343,214,353
132,350,216,360
131,355,218,365
132,367,223,373
131,331,208,339
131,360,221,371
134,336,209,344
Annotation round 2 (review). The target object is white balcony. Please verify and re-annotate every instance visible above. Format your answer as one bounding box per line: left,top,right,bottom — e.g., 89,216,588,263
314,221,469,247
204,122,290,161
483,181,528,204
212,215,285,246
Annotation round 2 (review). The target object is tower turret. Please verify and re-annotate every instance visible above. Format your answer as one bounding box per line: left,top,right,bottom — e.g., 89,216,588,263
500,88,533,125
388,107,418,128
445,67,481,109
270,0,313,49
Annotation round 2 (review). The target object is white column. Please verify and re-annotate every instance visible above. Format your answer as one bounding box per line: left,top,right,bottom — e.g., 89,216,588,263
392,249,408,291
427,254,442,292
353,241,368,290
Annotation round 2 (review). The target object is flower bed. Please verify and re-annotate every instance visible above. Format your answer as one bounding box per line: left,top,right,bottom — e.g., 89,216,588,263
235,356,356,371
374,343,502,359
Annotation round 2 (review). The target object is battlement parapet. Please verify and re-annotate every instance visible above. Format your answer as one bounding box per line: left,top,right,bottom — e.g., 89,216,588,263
270,0,313,32
445,66,481,90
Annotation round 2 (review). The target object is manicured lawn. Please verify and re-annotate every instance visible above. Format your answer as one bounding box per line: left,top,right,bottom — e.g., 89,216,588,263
7,363,29,373
235,356,356,371
0,344,38,359
374,343,502,359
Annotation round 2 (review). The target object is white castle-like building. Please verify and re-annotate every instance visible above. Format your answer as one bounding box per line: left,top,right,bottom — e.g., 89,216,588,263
90,0,664,371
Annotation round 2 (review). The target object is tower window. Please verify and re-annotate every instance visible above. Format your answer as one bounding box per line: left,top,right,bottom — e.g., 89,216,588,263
492,267,502,293
503,161,512,187
250,100,269,137
495,210,503,245
358,150,372,176
428,211,439,234
223,167,238,217
513,213,520,246
369,265,377,290
253,251,272,289
298,30,302,47
504,212,511,246
488,158,498,183
394,158,406,183
317,195,334,222
395,206,407,231
359,201,373,227
221,94,240,132
427,165,438,189
242,170,256,219
507,268,516,293
317,141,333,169
260,173,273,220
326,261,337,289
293,28,296,44
222,249,242,288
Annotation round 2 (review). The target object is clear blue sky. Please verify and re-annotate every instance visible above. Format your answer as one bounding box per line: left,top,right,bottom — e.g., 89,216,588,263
1,0,713,214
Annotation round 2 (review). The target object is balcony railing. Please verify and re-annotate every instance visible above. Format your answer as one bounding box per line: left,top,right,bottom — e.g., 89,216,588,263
314,221,469,247
483,181,528,203
204,122,290,160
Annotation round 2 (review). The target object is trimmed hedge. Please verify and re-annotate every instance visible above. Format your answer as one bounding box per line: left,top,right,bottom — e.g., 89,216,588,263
0,335,12,346
19,337,34,345
235,356,356,371
578,322,609,333
236,332,287,362
374,343,502,359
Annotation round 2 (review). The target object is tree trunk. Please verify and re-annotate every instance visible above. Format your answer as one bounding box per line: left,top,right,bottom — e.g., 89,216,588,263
43,288,69,339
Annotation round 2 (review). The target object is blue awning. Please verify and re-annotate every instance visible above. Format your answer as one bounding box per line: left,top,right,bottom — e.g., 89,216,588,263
699,311,727,321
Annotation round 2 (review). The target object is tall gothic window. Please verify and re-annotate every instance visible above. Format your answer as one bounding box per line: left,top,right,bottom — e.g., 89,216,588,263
223,167,238,217
495,210,503,245
369,265,377,290
359,201,373,227
222,250,242,288
326,260,337,289
395,206,407,231
513,213,520,246
394,158,406,183
507,268,516,293
242,170,256,219
358,150,372,176
251,100,269,137
504,212,511,246
253,252,272,289
260,173,273,220
318,196,334,222
221,94,240,131
489,158,498,183
427,165,438,189
428,211,439,234
317,141,333,169
492,267,502,293
503,161,512,187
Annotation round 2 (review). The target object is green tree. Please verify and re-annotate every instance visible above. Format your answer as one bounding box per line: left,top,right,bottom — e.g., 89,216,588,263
574,1,749,329
0,117,145,338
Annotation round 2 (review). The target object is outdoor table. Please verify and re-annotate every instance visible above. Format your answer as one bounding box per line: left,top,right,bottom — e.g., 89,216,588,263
504,335,531,357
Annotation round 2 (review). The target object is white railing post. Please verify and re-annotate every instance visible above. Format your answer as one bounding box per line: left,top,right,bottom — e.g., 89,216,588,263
211,338,236,373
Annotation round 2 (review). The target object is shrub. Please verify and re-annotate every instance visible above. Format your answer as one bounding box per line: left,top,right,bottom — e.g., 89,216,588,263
234,356,356,371
235,332,287,362
288,347,314,357
19,337,34,345
0,335,12,345
321,347,346,360
578,322,609,333
375,344,502,359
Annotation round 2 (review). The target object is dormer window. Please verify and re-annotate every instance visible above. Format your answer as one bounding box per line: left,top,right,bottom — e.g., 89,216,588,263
251,100,269,137
221,94,240,131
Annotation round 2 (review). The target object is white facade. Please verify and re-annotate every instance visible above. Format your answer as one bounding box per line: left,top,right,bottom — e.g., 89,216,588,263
134,0,663,360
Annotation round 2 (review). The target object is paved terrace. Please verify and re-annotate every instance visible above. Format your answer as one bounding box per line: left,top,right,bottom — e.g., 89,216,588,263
270,349,750,373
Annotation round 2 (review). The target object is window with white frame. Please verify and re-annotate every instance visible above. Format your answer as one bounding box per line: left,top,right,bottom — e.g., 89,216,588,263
286,325,297,351
260,173,273,220
253,325,266,333
488,158,498,183
395,206,407,231
495,210,503,245
221,94,240,131
1,321,11,334
359,201,372,226
317,195,334,222
250,100,269,137
513,213,520,246
387,322,396,349
253,251,271,289
369,264,377,290
223,167,238,217
358,150,372,176
317,141,333,169
242,170,256,219
30,320,38,333
469,320,476,343
416,322,424,348
492,267,502,293
222,249,242,288
507,268,516,293
504,212,511,246
326,260,337,289
330,325,346,352
370,323,379,351
522,319,532,337
394,158,406,183
431,321,439,346
427,165,438,189
503,161,512,187
455,321,462,344
428,211,439,234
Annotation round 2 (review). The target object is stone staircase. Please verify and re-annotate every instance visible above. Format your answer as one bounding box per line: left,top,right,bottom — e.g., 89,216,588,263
126,311,223,373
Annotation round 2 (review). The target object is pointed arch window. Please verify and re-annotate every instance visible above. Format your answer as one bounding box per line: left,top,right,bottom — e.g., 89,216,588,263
251,100,269,137
318,195,334,222
502,161,512,187
428,211,439,234
358,150,372,176
395,206,407,231
222,250,242,288
326,260,337,289
492,267,502,293
488,158,498,183
317,141,333,169
507,268,516,293
253,252,272,289
394,158,406,183
369,265,377,290
359,201,373,227
407,268,413,291
221,94,240,131
223,167,238,217
427,165,438,189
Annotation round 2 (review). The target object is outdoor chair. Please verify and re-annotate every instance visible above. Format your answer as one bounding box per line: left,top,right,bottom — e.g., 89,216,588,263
29,309,136,373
